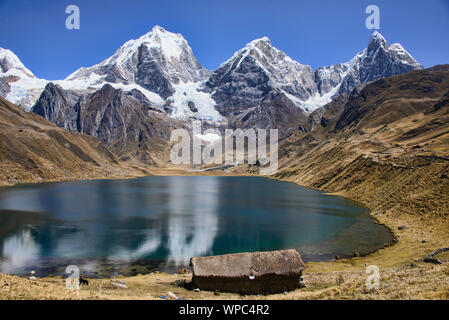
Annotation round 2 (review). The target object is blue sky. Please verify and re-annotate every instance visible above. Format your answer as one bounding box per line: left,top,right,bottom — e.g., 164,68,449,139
0,0,448,80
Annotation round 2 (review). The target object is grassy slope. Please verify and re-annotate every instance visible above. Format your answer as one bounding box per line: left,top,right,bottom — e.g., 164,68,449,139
0,97,147,186
271,66,449,298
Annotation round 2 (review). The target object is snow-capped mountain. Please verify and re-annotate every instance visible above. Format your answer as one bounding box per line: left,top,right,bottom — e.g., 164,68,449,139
316,31,423,98
1,28,423,128
204,37,318,114
60,25,222,121
0,26,222,120
0,47,47,109
206,31,423,118
32,81,186,165
67,26,209,87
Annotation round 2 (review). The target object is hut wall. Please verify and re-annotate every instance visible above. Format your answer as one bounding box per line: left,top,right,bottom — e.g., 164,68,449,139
192,273,304,294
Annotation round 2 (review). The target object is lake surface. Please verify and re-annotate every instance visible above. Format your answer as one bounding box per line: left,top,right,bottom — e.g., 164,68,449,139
0,176,392,277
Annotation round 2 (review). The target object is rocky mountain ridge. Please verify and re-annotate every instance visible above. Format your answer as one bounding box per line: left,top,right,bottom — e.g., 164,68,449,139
32,82,186,165
1,28,422,118
0,28,425,163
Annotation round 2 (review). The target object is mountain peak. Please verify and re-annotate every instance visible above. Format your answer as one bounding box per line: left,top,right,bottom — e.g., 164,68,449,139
131,26,188,58
140,25,185,41
0,47,47,111
368,31,388,50
0,47,35,77
151,25,167,33
370,31,386,41
362,31,422,69
63,24,209,104
248,36,271,47
66,25,195,81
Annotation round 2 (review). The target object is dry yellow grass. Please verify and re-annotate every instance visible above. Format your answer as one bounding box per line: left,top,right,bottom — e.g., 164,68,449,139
2,139,449,300
1,262,448,300
1,164,448,300
1,153,448,300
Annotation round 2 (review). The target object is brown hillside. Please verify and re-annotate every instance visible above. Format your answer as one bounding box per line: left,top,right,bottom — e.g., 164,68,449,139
0,97,145,186
271,66,449,276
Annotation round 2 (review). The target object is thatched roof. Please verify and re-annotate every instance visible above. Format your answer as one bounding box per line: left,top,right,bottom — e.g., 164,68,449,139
190,249,305,278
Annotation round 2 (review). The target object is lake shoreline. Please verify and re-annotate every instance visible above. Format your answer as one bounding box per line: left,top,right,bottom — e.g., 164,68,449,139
0,168,414,266
0,173,391,277
0,167,448,299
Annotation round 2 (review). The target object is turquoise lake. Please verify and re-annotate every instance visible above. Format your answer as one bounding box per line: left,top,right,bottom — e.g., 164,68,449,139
0,176,392,277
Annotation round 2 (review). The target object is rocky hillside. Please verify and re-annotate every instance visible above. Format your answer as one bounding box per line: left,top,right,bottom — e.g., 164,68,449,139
275,65,449,188
65,26,211,101
32,83,186,165
0,97,144,186
2,28,422,132
264,66,449,256
203,31,422,131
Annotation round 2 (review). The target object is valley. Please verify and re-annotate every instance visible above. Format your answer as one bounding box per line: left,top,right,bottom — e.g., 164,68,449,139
0,26,448,300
